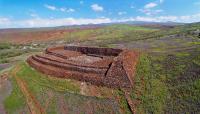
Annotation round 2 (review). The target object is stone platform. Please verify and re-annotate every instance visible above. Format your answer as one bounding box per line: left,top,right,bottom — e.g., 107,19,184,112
27,45,139,88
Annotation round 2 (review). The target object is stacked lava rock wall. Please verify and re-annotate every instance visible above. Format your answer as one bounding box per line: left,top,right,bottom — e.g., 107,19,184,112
27,45,139,88
105,50,139,88
64,45,123,56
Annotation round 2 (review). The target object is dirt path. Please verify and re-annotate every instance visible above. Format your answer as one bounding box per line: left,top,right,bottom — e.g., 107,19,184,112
11,66,45,114
0,73,12,114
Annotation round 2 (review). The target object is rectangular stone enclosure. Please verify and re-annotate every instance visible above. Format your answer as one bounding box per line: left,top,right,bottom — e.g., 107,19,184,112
27,45,139,88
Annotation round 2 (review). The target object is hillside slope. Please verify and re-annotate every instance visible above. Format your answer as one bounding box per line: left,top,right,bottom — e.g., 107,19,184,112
0,23,200,114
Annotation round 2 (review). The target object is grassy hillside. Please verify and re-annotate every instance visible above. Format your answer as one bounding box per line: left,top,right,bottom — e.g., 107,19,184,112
0,23,200,113
63,25,160,46
131,48,200,113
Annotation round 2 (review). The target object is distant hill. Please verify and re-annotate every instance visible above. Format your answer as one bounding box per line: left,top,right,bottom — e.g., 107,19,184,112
69,21,185,29
0,21,185,31
122,21,184,25
0,21,199,44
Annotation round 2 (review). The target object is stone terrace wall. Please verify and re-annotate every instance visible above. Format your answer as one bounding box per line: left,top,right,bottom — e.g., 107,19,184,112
64,45,123,56
46,45,122,56
27,45,139,88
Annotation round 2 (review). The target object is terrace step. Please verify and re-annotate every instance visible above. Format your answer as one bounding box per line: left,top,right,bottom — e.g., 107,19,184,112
31,55,107,75
36,54,111,69
27,57,105,86
46,49,82,59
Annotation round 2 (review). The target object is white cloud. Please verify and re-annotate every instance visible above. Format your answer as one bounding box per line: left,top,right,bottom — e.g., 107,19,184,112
44,4,75,13
144,2,157,9
68,8,75,12
0,18,11,25
23,17,111,27
0,17,111,28
179,13,200,22
44,4,56,11
60,8,75,13
135,16,157,22
60,8,65,12
140,2,163,15
118,11,127,15
139,9,163,15
139,9,147,15
91,4,104,12
2,13,200,28
114,16,177,22
0,17,12,28
114,13,200,23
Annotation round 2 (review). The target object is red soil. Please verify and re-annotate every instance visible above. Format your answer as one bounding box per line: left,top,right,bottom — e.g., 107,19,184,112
0,27,100,44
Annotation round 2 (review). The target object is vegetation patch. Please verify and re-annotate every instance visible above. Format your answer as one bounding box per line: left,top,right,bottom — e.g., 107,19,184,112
64,25,158,46
131,54,168,114
0,49,29,63
0,43,12,49
4,71,27,114
159,49,200,113
17,62,80,93
193,55,200,66
175,52,190,57
115,89,132,114
187,41,200,46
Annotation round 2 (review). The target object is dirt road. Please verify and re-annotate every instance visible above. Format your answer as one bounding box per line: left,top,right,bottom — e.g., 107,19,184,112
11,66,45,114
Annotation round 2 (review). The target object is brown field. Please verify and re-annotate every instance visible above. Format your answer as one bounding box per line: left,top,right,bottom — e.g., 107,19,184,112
0,27,100,44
0,30,65,44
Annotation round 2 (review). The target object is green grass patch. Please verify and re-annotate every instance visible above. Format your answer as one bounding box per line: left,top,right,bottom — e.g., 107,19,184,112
175,52,190,57
187,41,200,46
0,59,9,64
17,62,80,93
131,54,168,114
152,47,165,52
3,73,27,114
0,43,12,50
0,49,29,63
114,89,132,114
64,24,158,46
193,55,200,66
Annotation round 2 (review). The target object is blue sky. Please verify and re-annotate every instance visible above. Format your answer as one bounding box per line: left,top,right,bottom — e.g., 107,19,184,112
0,0,200,28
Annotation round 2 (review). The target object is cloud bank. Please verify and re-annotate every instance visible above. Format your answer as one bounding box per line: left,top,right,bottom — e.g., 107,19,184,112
0,17,111,28
1,13,200,28
44,4,75,13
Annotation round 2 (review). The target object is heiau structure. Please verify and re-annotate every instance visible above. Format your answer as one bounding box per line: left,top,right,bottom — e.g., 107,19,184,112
27,45,139,88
